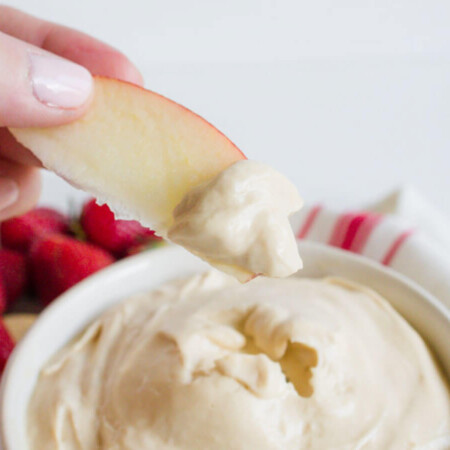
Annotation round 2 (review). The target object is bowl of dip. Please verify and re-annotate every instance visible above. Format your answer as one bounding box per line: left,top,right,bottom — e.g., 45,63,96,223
1,241,449,449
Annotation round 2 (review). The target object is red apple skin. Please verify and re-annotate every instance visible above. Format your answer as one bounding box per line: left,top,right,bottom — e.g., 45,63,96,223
99,75,247,161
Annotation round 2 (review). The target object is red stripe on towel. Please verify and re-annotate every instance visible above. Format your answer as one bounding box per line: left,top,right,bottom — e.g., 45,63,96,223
329,212,383,254
297,205,322,239
340,215,367,250
382,230,414,265
328,213,355,247
349,213,383,253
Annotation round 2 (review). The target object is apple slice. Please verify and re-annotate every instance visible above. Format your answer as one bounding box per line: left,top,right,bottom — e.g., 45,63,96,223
9,77,245,231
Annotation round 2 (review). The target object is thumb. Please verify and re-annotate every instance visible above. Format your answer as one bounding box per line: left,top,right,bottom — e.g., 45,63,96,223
0,31,93,128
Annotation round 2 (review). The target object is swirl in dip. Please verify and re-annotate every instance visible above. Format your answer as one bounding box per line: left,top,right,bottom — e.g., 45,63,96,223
28,272,450,449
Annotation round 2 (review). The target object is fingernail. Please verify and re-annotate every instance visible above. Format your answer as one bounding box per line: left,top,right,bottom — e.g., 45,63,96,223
0,178,19,211
29,53,93,109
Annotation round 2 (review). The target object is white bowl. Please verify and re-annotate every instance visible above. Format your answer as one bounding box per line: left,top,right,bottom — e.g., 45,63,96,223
1,241,449,449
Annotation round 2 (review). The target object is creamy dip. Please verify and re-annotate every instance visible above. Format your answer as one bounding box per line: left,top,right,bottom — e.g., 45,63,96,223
28,273,450,449
167,160,303,281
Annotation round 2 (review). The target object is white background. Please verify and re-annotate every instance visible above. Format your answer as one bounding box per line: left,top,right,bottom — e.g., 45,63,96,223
8,0,450,214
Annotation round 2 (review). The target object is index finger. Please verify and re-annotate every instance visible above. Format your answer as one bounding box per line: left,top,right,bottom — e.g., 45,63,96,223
0,6,144,167
0,6,143,86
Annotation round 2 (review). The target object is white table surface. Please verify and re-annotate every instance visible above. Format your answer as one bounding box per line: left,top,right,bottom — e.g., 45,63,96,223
11,0,450,215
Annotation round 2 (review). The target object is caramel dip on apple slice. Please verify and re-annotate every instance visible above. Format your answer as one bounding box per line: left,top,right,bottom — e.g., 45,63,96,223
168,160,302,281
10,77,302,281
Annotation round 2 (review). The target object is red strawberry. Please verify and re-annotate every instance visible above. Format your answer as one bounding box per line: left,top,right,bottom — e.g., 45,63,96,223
80,199,160,257
0,249,27,308
0,281,7,315
1,207,69,252
30,234,114,305
0,318,14,375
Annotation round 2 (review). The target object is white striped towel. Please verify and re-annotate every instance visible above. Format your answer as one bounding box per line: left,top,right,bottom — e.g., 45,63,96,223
291,187,450,308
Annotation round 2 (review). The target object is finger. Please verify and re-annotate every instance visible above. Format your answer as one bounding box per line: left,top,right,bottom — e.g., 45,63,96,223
0,6,143,86
0,31,94,128
0,128,42,167
0,159,41,221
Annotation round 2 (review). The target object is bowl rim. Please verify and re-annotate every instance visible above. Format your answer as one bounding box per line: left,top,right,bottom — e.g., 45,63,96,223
1,241,449,449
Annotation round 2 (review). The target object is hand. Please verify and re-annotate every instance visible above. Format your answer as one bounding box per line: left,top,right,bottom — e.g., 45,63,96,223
0,6,143,221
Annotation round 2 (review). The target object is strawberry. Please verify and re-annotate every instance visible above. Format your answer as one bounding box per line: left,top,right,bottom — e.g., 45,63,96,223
1,207,69,252
29,234,114,305
0,318,15,375
0,249,27,309
80,199,160,257
0,281,7,315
